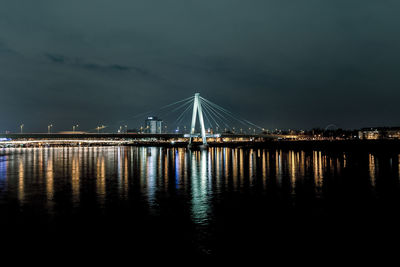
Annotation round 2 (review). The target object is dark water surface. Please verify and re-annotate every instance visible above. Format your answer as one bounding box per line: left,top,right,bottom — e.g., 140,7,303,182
0,146,399,258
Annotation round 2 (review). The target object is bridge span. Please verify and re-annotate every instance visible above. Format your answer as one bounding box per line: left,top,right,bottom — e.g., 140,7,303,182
0,133,278,147
0,132,276,139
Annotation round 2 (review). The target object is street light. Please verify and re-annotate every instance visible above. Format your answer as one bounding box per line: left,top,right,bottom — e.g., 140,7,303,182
97,125,105,133
20,124,24,134
48,124,53,134
73,124,79,132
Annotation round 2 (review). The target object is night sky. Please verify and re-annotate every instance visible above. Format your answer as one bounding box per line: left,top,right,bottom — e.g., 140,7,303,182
1,0,399,132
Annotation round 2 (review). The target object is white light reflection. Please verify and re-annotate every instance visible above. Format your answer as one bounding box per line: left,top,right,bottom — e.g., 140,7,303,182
276,150,282,186
191,150,211,226
146,147,157,208
96,155,106,205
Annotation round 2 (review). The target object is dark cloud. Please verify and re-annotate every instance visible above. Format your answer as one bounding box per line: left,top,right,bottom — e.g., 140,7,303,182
0,40,18,55
45,53,66,63
45,53,148,74
0,0,400,132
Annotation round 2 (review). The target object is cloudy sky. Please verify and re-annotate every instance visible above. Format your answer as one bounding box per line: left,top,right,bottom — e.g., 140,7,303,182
1,0,399,132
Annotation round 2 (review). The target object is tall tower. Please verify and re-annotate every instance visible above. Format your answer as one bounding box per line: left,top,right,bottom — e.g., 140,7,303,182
189,93,208,148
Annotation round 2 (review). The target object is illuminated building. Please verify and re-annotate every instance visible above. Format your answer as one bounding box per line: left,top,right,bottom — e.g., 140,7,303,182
145,116,163,133
358,127,400,140
358,129,380,140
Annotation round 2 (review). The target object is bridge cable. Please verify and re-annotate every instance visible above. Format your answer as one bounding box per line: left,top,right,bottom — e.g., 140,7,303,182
200,97,263,131
201,103,221,129
112,96,195,126
172,101,194,129
159,98,194,120
201,97,263,130
201,100,234,132
201,101,234,132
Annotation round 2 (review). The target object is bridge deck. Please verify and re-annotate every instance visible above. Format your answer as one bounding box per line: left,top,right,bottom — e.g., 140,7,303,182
0,133,273,140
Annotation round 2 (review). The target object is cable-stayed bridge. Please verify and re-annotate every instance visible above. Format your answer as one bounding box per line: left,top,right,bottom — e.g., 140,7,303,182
0,93,274,148
106,93,265,135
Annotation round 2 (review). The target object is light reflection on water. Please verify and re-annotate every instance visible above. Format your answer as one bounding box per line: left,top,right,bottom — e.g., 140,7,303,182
0,146,398,226
18,158,24,204
191,150,212,225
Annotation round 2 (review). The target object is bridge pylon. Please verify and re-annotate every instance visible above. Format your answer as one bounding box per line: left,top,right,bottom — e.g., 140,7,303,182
188,93,208,149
